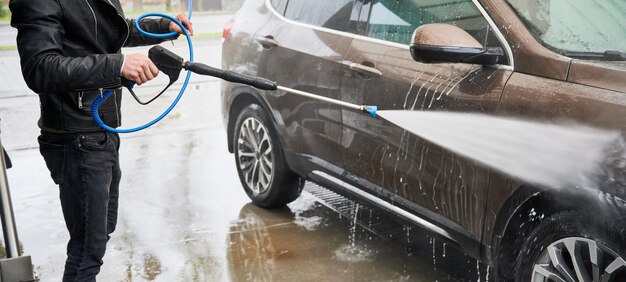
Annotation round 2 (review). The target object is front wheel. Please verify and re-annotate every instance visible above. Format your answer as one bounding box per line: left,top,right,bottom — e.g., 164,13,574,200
233,104,303,208
514,211,626,282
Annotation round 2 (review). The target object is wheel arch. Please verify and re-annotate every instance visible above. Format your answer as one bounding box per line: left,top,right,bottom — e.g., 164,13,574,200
226,86,286,154
492,184,626,279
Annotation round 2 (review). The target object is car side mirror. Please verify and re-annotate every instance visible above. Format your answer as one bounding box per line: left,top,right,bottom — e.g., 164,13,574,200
410,23,503,65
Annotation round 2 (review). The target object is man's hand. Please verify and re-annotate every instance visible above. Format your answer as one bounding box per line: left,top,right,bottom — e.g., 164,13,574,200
121,54,159,85
169,13,194,36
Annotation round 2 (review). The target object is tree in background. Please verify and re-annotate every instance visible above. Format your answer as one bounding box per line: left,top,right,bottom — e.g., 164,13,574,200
0,0,7,18
181,0,222,11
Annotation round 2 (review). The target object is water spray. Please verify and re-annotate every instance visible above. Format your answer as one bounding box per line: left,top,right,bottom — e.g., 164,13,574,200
377,110,623,189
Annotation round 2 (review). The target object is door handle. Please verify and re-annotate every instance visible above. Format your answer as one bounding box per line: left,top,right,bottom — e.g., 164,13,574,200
256,36,279,48
349,62,382,77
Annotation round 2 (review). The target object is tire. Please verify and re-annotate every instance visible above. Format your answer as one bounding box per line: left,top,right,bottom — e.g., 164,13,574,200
514,211,626,282
233,104,304,208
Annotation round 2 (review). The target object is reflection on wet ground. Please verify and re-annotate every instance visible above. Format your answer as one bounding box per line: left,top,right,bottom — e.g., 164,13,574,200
304,185,490,281
228,186,461,282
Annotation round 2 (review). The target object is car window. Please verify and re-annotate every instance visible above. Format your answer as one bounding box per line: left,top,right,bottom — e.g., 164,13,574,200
270,0,288,15
366,0,499,47
284,0,355,32
507,0,626,58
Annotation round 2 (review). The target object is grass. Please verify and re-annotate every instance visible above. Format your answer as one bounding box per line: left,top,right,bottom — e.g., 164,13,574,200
0,6,9,22
190,32,222,40
0,45,15,51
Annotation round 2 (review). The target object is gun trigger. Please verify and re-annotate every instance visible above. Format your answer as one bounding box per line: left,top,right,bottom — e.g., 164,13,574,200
158,80,176,98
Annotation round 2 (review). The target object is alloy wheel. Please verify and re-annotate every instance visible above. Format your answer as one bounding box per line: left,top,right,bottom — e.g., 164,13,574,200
237,117,274,195
532,237,626,282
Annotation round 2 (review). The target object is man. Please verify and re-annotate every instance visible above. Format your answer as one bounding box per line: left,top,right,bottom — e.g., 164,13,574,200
9,0,192,281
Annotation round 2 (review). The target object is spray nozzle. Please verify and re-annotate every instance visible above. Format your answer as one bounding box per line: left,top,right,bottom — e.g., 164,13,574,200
362,105,378,117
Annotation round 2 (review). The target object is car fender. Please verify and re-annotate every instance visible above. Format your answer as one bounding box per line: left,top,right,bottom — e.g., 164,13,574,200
490,183,626,277
225,84,288,154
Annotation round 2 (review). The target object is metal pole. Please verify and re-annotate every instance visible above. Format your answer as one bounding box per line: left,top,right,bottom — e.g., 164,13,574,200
0,119,34,282
0,120,21,258
277,86,362,111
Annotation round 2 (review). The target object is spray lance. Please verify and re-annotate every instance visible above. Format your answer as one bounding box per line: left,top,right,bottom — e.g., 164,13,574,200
91,10,377,133
164,46,377,113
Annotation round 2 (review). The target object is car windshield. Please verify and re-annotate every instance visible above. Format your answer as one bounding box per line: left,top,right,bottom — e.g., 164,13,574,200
506,0,626,60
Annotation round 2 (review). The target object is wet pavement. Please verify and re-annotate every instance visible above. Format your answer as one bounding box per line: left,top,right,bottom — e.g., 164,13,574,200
2,37,485,281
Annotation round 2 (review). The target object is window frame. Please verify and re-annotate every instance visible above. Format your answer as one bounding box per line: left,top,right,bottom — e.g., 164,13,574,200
264,0,514,68
280,0,357,33
358,0,514,67
270,0,288,15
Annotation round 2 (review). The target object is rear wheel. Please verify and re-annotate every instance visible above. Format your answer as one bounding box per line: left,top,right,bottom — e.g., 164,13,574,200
233,104,303,208
514,211,626,282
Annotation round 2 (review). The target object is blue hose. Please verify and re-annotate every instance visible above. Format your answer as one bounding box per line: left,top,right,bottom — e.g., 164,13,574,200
92,5,193,133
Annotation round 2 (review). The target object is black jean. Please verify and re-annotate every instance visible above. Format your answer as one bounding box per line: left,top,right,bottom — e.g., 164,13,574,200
38,131,121,282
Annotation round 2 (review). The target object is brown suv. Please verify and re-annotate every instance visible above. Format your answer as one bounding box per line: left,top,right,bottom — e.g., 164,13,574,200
221,0,626,280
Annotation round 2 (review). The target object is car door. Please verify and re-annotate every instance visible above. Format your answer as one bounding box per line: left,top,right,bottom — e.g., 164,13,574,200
340,0,514,240
251,0,356,168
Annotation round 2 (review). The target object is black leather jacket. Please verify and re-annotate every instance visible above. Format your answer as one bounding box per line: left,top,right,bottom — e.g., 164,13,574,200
9,0,177,132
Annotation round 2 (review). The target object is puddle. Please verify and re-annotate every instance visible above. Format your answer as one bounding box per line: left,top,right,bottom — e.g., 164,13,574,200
293,215,323,231
142,253,162,281
334,244,373,263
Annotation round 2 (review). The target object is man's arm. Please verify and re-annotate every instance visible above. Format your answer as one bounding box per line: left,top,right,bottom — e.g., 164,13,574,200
9,0,124,94
124,18,179,47
124,14,194,47
121,14,193,84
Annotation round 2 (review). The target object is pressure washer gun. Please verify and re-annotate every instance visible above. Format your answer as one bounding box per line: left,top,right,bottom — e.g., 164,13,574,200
147,46,378,117
94,45,377,133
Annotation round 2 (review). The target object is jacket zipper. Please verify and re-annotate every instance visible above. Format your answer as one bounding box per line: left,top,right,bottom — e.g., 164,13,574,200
113,91,120,126
105,0,128,127
84,0,98,44
95,0,129,127
78,91,84,109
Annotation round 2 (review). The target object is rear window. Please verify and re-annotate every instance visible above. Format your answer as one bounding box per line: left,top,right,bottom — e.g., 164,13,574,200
283,0,354,32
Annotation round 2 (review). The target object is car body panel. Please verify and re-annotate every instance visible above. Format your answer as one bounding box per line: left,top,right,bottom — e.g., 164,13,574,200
478,0,626,264
252,6,353,168
221,0,275,133
339,0,514,244
568,60,626,93
479,0,571,80
486,68,626,257
340,37,512,241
